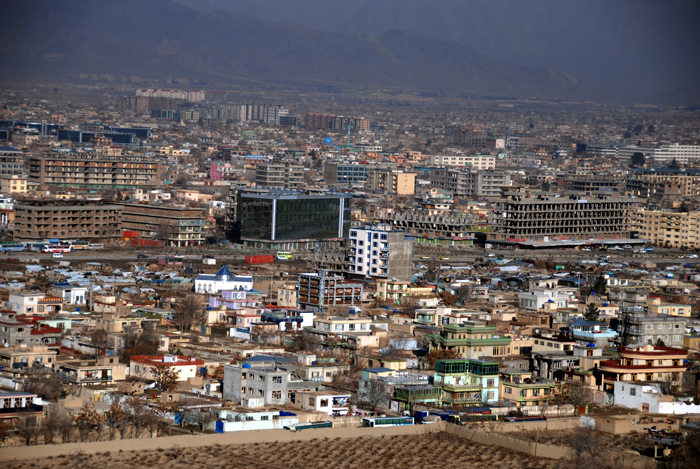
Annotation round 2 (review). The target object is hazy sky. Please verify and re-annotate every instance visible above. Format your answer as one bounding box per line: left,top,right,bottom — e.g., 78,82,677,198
173,0,700,100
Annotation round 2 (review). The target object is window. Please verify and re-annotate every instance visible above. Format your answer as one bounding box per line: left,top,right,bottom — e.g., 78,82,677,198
320,399,328,407
272,391,282,399
258,390,265,397
261,415,269,421
630,387,636,396
308,397,315,406
272,376,282,384
520,389,527,397
505,387,512,394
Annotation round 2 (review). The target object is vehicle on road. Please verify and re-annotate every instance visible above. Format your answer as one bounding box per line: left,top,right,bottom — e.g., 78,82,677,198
137,254,148,259
276,251,293,260
52,253,63,259
441,257,450,260
421,256,431,259
283,421,333,431
362,416,414,427
687,254,698,259
624,245,632,250
486,253,496,258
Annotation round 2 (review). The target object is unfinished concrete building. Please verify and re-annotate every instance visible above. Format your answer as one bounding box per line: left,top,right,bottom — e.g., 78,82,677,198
13,199,123,242
488,188,633,242
297,271,363,312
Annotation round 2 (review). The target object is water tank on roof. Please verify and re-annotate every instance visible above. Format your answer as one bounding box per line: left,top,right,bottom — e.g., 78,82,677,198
548,299,554,303
207,307,212,310
312,361,317,365
587,343,595,347
603,303,608,306
242,363,251,368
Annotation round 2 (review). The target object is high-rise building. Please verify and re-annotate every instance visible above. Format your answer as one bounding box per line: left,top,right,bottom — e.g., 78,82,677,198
0,146,23,176
430,154,496,170
323,161,369,186
297,271,363,312
632,209,700,249
365,168,416,195
231,188,352,250
626,169,700,199
347,224,413,281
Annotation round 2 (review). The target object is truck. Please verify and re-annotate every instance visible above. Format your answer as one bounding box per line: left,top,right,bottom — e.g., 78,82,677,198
245,255,274,264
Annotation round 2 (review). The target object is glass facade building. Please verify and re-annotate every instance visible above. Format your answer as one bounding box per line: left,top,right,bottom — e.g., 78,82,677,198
234,189,351,248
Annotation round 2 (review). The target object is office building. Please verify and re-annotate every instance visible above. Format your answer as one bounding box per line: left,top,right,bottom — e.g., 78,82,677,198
347,224,413,281
430,169,510,197
488,188,633,242
29,153,162,189
430,154,495,170
297,271,363,312
323,161,369,185
232,188,352,250
0,146,23,176
618,144,700,166
365,168,416,195
255,161,304,189
13,199,123,242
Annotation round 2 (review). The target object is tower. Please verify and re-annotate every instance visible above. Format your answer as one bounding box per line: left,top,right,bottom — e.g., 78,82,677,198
347,123,351,147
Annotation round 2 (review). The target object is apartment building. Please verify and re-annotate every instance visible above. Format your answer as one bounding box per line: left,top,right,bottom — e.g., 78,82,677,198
433,359,500,406
28,153,162,189
618,144,700,166
430,169,510,197
348,224,413,281
222,364,288,406
633,209,700,249
58,356,127,385
323,161,369,185
488,188,632,242
121,203,206,247
0,175,28,194
305,113,369,131
13,199,123,242
615,311,687,347
500,370,557,407
645,297,692,317
0,345,58,368
0,146,24,176
430,154,495,170
365,168,416,195
255,161,304,189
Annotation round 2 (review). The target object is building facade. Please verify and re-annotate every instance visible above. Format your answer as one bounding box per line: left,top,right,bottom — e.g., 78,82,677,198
365,168,416,195
430,154,495,170
297,271,363,311
430,169,510,197
0,146,24,176
255,161,304,189
121,203,206,247
13,199,123,242
633,209,700,249
347,225,413,281
425,322,512,359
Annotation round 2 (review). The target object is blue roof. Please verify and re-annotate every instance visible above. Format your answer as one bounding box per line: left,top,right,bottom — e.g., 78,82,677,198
323,136,333,144
215,265,233,280
0,146,21,152
364,367,394,373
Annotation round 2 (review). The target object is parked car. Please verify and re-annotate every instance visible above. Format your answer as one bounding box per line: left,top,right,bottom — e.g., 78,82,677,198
52,253,63,259
687,254,698,259
137,254,148,259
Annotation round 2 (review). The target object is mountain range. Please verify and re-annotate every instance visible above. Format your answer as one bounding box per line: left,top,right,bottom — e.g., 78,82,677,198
172,0,700,103
0,0,596,100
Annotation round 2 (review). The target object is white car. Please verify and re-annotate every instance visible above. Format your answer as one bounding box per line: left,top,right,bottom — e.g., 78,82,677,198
52,252,63,259
687,254,698,259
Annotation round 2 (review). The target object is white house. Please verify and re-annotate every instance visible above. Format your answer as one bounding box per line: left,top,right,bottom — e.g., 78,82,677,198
613,381,700,414
195,266,254,294
129,354,204,381
518,289,568,311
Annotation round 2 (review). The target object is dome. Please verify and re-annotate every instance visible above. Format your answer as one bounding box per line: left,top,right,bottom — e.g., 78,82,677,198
215,265,233,281
323,136,333,144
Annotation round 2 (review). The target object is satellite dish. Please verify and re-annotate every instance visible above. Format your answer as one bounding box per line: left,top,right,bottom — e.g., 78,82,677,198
534,329,540,334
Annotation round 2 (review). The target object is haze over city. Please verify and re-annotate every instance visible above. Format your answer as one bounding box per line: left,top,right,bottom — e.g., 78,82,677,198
0,1,699,468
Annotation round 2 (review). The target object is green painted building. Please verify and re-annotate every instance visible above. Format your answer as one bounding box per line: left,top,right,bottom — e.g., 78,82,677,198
425,321,512,359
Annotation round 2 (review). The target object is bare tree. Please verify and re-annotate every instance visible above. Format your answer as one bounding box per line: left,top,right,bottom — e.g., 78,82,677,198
174,295,205,332
567,428,603,469
15,416,41,446
43,407,71,444
23,369,64,402
153,363,180,391
359,379,389,411
89,328,110,353
72,403,103,442
154,219,179,245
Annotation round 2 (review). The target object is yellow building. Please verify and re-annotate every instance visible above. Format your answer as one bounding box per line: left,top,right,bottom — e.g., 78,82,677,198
366,168,416,195
683,334,700,351
646,297,692,317
0,175,28,194
633,209,700,249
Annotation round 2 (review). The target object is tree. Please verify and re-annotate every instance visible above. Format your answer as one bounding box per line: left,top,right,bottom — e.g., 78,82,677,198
567,427,603,469
359,379,389,410
592,274,607,296
623,131,632,139
154,219,178,244
72,403,103,442
118,330,160,364
583,303,600,322
679,201,690,213
633,124,644,135
656,338,666,347
23,369,64,401
669,158,681,170
541,181,551,192
179,401,216,431
648,124,655,134
43,407,71,444
152,363,180,391
105,399,130,440
174,295,205,332
563,381,593,416
90,328,110,353
630,152,645,167
15,416,41,446
424,348,459,369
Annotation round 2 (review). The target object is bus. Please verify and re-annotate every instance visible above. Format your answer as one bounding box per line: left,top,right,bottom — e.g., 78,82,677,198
503,416,547,423
283,421,333,432
1,242,27,252
42,244,72,254
276,251,293,260
70,240,90,250
28,243,49,252
362,416,414,427
87,244,104,250
448,413,499,425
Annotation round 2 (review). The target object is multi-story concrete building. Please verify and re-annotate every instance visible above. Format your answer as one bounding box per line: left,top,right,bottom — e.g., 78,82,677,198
488,188,633,243
626,168,700,200
231,188,352,250
58,356,127,385
222,364,289,406
121,203,206,247
13,199,123,242
0,146,24,176
305,113,369,131
376,209,482,245
347,224,413,281
430,154,495,170
425,322,512,359
500,370,557,407
0,175,28,194
323,161,369,185
433,359,500,406
632,209,700,249
618,144,700,166
558,173,624,192
430,169,510,197
365,168,416,195
255,161,304,189
297,271,363,312
614,311,687,347
29,153,162,189
600,343,687,389
130,355,204,382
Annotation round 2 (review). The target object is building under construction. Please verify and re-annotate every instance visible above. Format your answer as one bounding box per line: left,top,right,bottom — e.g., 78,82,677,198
488,188,635,244
297,271,363,312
